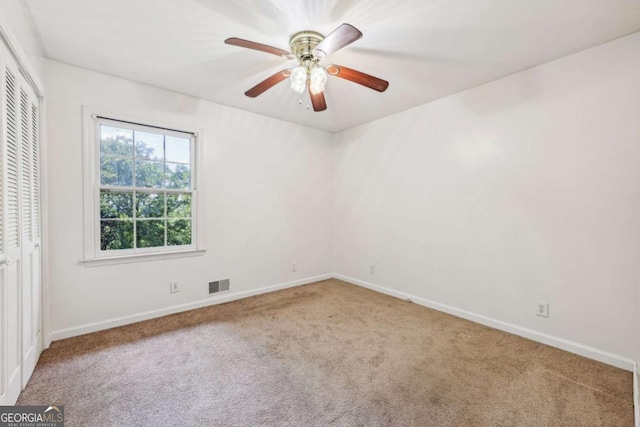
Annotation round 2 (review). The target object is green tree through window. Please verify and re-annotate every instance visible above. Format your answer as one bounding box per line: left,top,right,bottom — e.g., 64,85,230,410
98,121,194,252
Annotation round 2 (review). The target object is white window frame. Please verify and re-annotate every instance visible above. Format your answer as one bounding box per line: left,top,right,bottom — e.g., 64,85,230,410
81,106,205,266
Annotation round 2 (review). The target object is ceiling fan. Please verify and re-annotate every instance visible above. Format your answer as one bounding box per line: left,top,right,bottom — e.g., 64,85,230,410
224,24,389,112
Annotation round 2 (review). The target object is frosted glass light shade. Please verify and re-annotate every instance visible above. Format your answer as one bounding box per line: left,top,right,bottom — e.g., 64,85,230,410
309,66,327,95
290,66,307,94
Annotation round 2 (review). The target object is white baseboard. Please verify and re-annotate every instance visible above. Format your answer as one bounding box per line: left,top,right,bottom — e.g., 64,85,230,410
49,272,635,373
50,274,333,341
334,274,635,372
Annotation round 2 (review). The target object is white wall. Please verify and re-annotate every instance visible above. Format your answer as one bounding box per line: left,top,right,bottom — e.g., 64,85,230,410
333,32,640,366
44,59,334,338
0,0,43,80
41,29,640,368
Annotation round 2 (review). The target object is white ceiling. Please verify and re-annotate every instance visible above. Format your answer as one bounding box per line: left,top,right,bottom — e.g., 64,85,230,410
23,0,640,133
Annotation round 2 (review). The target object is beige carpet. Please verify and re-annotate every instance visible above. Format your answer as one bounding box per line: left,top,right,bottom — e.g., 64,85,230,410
18,279,633,426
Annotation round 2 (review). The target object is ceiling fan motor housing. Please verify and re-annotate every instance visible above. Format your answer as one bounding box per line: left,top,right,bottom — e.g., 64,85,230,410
289,31,325,63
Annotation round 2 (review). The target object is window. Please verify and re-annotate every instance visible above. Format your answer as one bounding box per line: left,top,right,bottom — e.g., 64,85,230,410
83,111,204,264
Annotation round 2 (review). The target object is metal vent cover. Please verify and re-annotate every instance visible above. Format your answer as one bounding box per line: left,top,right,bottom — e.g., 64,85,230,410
209,278,230,294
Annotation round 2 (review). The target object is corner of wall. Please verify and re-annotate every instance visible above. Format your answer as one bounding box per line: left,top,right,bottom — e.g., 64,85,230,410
634,361,639,427
0,4,45,91
329,130,341,276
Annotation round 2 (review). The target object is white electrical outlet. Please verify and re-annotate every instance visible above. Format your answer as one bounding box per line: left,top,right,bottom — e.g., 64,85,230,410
536,301,549,318
291,262,297,272
170,282,179,293
369,264,375,274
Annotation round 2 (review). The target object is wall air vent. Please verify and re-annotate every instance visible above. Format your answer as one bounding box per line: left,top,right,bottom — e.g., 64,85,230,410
209,279,230,295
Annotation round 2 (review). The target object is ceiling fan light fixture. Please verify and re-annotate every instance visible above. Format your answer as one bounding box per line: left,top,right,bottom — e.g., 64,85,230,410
226,24,389,111
290,66,307,94
309,66,328,95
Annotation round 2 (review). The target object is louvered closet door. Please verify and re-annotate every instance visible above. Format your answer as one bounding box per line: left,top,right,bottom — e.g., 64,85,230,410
0,48,22,405
18,75,41,386
0,40,42,405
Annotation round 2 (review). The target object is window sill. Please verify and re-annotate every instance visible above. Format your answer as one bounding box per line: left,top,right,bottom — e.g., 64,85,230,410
81,248,206,267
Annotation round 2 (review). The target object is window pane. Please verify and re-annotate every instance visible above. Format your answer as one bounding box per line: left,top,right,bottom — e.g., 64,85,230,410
100,126,133,156
100,220,133,250
167,219,191,246
167,193,191,218
135,160,164,188
135,131,164,161
165,136,190,163
165,163,191,189
100,191,133,219
97,119,196,253
101,156,133,186
137,220,165,248
136,192,165,218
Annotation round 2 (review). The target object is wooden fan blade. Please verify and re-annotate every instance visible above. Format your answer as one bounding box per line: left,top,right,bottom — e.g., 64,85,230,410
313,24,362,58
326,65,389,92
225,37,294,59
245,70,291,98
309,86,327,112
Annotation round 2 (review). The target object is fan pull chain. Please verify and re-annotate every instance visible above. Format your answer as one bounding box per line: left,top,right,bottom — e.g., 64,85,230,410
296,98,310,111
297,98,310,111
